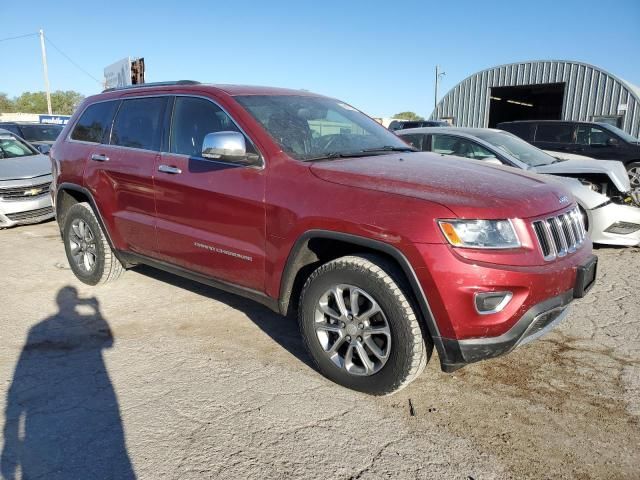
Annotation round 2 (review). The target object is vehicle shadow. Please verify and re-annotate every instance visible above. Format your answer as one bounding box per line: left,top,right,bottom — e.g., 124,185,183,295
1,286,136,480
133,265,315,370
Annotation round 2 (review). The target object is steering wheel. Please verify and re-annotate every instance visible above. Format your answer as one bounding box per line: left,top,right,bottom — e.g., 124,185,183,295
318,134,351,153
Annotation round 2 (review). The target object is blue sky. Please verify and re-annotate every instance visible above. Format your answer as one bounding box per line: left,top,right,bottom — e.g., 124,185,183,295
2,0,639,118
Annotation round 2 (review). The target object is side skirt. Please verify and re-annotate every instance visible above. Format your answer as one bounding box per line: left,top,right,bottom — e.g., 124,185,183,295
118,251,280,313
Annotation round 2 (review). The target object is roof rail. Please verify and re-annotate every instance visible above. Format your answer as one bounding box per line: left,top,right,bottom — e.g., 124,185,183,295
102,80,200,93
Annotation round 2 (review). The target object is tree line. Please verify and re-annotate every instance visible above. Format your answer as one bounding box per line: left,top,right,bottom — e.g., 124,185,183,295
0,91,85,115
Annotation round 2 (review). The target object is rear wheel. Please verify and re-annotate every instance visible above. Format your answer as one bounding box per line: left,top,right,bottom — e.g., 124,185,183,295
298,254,430,395
627,162,640,190
62,202,125,285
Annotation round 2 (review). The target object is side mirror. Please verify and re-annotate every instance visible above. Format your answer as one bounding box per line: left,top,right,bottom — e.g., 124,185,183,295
606,138,619,147
202,131,260,166
36,144,51,155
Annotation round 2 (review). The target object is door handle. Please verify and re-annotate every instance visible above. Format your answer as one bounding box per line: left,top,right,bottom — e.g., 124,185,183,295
90,153,109,162
158,164,182,174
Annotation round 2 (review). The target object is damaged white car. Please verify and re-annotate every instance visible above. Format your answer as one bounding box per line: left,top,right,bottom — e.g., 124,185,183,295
397,127,640,246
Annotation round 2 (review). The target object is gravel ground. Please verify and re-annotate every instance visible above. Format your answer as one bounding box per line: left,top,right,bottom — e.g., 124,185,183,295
1,221,638,479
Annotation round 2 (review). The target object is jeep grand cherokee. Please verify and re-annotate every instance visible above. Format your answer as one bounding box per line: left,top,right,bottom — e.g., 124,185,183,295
50,81,596,394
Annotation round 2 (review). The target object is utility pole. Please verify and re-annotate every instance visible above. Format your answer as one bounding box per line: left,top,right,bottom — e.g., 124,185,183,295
434,65,446,113
39,29,52,115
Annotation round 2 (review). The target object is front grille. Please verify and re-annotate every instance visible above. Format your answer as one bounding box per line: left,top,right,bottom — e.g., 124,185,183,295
0,182,51,201
532,206,586,260
5,206,54,222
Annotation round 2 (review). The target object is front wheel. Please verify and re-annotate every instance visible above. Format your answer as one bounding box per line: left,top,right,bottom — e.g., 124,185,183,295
627,162,640,190
298,254,430,395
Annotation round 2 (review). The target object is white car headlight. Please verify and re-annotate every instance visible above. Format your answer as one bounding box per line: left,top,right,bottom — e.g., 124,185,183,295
438,219,520,249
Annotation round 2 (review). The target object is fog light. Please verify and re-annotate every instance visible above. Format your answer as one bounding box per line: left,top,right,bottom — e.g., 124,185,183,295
604,221,640,235
474,291,513,314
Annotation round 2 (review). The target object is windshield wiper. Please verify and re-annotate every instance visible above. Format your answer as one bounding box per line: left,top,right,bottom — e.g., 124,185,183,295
301,146,417,162
360,145,417,153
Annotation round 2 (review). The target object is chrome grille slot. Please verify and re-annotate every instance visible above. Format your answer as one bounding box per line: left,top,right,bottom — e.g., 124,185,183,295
532,206,586,261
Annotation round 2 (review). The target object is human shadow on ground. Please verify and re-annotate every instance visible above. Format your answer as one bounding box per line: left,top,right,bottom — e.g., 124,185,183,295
1,286,135,480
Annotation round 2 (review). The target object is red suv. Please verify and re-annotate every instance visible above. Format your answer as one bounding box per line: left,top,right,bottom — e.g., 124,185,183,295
50,82,597,394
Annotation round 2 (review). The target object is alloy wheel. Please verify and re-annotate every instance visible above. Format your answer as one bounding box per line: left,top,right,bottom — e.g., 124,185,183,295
629,166,640,189
68,219,98,274
314,284,391,376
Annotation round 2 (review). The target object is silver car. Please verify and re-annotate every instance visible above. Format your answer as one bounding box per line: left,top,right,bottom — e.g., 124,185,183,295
0,129,54,228
397,127,640,246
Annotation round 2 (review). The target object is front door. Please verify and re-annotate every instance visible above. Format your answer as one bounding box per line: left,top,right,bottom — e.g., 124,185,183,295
153,95,266,291
575,124,621,160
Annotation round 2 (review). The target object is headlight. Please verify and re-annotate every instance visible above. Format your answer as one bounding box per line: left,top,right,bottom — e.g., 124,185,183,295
438,219,520,249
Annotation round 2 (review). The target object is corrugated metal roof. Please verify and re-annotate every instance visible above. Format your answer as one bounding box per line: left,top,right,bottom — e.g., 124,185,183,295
431,60,640,138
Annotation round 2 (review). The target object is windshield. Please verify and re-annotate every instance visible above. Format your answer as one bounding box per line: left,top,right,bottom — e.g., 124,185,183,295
19,124,63,142
234,95,414,161
598,123,639,143
0,134,37,159
473,130,555,167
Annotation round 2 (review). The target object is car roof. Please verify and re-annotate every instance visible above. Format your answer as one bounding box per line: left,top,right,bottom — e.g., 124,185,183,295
0,121,62,126
497,120,591,125
0,127,14,134
95,82,328,99
396,126,507,137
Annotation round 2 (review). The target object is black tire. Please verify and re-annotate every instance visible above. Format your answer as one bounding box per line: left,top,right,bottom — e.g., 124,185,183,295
62,202,125,285
298,254,431,395
627,162,640,190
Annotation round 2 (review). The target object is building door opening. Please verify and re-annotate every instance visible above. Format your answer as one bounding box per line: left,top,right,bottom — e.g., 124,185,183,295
488,83,565,127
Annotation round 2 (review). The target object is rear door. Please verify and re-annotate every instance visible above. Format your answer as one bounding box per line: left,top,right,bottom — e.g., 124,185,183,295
153,95,266,291
83,96,169,256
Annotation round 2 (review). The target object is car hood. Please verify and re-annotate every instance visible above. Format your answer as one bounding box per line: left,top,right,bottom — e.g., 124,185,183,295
534,158,631,193
310,152,572,219
0,153,52,181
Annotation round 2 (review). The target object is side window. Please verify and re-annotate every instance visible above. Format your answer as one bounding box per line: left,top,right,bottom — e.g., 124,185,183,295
432,135,481,159
469,142,498,160
70,101,119,143
535,124,575,143
170,97,253,158
1,125,22,137
576,125,613,146
399,134,424,150
500,122,535,141
111,97,167,151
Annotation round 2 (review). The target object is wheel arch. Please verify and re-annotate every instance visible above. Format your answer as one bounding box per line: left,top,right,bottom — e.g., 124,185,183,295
55,183,127,266
278,230,442,343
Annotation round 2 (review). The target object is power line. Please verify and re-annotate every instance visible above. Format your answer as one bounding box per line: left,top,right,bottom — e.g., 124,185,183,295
44,34,102,85
0,32,38,43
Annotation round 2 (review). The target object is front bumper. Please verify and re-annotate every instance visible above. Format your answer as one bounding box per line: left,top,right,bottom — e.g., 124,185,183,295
434,255,597,372
588,201,640,246
437,290,572,371
0,176,54,228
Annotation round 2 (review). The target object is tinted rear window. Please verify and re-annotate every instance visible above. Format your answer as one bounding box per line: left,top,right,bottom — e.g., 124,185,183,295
71,101,119,143
499,122,535,141
535,124,574,143
110,97,167,151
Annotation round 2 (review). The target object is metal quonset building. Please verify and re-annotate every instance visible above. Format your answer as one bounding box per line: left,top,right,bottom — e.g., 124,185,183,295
431,60,640,137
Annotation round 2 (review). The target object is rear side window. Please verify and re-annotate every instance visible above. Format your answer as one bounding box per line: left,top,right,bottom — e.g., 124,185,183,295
499,122,535,141
111,97,168,151
71,101,119,143
0,124,22,137
535,124,575,143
